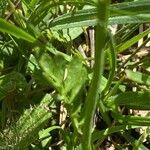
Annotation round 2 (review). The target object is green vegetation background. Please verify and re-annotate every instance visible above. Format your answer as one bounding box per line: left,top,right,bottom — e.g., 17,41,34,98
0,0,150,149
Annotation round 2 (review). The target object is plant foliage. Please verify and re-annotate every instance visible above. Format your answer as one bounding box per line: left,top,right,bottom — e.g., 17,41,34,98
0,0,149,149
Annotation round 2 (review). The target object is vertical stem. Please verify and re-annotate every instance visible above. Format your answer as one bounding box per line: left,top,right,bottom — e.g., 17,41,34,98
82,0,110,149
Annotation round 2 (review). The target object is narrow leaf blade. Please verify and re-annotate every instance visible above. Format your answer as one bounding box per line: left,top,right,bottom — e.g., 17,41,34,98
0,18,36,42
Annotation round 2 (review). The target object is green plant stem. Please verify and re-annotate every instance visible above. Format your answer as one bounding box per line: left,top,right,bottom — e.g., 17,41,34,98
103,32,116,96
82,0,110,149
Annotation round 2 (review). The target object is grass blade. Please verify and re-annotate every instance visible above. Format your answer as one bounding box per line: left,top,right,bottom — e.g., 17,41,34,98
92,125,142,142
117,28,150,52
50,1,150,30
0,18,36,42
106,92,150,110
125,69,150,86
112,113,150,126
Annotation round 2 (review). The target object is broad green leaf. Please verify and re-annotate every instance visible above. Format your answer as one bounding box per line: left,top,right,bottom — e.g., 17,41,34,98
27,54,51,86
35,46,87,103
106,92,150,110
34,45,71,88
0,94,52,149
63,57,88,103
38,52,68,92
0,18,36,42
125,69,150,86
12,94,52,149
